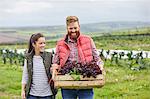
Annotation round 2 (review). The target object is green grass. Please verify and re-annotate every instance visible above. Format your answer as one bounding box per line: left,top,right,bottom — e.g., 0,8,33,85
92,27,150,51
94,66,150,99
0,59,150,99
93,34,150,51
111,27,150,36
0,62,22,98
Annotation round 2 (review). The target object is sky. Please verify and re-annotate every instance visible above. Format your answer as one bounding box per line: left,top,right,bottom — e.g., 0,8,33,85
0,0,150,27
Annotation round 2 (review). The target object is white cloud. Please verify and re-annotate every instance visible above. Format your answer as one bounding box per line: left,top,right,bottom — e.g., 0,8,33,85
3,1,53,14
0,0,149,27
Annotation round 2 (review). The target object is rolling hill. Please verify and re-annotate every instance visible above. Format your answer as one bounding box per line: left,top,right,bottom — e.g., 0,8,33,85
0,21,150,44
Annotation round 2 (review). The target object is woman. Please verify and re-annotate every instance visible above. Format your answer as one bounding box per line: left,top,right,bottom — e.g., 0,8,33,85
21,33,57,99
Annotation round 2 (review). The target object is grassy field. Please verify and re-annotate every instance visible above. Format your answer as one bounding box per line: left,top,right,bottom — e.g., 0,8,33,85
0,59,150,99
0,28,150,98
0,40,56,49
0,34,150,51
93,34,150,51
93,28,150,51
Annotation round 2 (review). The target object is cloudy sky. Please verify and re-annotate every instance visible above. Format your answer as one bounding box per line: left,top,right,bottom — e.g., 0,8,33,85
0,0,149,27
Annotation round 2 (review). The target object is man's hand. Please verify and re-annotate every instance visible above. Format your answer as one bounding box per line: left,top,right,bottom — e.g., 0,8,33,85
99,65,104,71
99,65,106,75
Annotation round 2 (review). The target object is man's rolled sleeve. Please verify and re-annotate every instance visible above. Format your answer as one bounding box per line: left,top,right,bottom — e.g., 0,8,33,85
91,38,104,67
52,45,60,64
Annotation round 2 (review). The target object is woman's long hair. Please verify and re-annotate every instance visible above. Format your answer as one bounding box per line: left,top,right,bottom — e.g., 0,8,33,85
28,33,44,54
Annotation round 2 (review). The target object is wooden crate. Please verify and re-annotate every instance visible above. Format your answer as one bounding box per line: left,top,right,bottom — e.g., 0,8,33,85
53,70,105,89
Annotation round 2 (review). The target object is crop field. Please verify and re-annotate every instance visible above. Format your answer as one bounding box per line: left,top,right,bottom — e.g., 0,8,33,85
0,27,150,99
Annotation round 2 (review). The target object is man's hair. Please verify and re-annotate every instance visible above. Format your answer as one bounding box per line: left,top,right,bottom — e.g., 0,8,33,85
66,16,79,26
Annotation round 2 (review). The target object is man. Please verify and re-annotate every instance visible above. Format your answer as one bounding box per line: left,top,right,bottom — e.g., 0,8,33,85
52,16,104,99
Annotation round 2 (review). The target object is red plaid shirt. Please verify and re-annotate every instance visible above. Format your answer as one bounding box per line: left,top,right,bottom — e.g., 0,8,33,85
53,37,103,66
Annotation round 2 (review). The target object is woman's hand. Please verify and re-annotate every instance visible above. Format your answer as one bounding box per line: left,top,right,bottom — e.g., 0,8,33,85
51,64,60,79
51,64,60,72
21,90,26,99
21,84,26,99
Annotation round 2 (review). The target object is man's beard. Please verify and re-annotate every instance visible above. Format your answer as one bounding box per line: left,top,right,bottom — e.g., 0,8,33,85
68,31,80,40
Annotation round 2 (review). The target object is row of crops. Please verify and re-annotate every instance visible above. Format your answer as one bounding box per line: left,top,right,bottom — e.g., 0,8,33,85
0,49,25,66
99,49,150,70
0,48,150,71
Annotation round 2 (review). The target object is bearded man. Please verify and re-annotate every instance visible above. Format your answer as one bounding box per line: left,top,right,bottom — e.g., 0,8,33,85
52,16,104,99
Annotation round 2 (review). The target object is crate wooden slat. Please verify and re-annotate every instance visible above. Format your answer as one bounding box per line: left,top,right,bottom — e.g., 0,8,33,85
55,74,104,81
55,79,105,89
54,74,105,89
52,68,105,89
